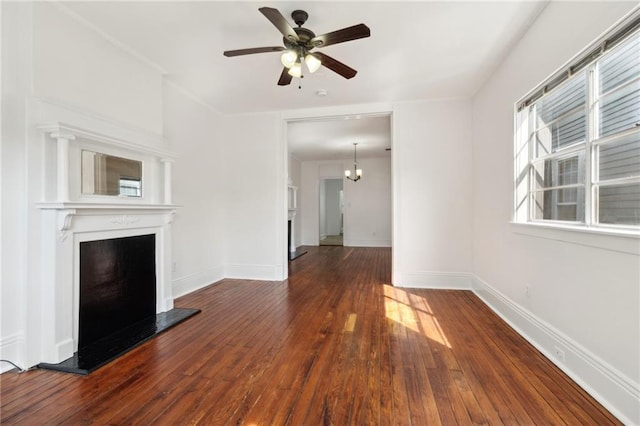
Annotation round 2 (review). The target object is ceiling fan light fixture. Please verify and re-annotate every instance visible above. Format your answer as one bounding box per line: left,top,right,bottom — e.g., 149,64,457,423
223,8,371,87
280,50,297,68
288,60,302,78
305,54,322,73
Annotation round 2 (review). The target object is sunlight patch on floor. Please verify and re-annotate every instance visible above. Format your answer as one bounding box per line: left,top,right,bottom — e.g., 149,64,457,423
383,284,451,348
343,313,357,332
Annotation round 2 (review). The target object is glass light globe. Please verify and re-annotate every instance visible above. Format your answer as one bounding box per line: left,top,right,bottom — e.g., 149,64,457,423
280,51,297,68
288,61,302,78
305,54,322,73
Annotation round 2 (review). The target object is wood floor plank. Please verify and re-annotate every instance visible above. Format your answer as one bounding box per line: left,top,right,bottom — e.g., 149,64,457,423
427,290,538,424
0,246,622,425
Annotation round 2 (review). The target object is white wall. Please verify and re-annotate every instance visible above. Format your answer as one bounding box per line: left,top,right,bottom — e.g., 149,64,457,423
164,83,226,297
318,178,343,238
222,112,285,280
471,2,639,423
344,157,392,247
393,99,474,288
324,179,342,236
300,157,392,247
1,1,32,371
319,179,327,239
288,155,302,248
300,160,322,246
32,3,163,135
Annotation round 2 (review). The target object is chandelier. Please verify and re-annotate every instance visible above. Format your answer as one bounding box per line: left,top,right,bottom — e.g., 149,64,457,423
344,143,362,182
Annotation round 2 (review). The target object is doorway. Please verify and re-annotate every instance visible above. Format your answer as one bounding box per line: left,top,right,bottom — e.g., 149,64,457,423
319,178,343,246
282,110,394,281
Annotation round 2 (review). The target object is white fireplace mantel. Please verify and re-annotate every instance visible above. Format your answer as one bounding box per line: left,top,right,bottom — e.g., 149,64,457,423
32,120,180,364
37,202,180,241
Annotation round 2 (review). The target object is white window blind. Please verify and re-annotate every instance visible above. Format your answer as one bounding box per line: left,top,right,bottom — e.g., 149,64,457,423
515,13,640,230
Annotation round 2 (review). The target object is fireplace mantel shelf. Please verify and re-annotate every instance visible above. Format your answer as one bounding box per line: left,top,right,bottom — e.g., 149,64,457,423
36,202,181,211
36,202,181,236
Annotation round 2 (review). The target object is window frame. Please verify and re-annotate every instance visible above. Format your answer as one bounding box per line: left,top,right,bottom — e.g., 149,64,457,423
514,13,640,235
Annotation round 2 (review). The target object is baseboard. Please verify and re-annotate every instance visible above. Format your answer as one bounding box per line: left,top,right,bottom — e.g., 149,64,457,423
395,271,472,289
54,338,75,364
472,275,639,425
172,265,224,298
344,239,392,247
224,263,281,281
0,332,23,374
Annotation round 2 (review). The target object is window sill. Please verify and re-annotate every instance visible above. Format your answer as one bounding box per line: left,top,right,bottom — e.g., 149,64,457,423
510,222,640,255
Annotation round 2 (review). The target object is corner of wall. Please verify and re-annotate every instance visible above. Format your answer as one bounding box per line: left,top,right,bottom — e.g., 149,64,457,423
395,272,473,289
224,263,282,282
0,333,24,373
472,275,639,425
172,265,225,299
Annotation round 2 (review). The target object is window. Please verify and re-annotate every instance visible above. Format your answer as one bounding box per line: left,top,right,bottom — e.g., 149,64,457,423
119,177,142,197
515,19,640,230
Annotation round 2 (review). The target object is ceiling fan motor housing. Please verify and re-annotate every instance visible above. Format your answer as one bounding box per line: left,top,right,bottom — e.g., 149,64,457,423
284,27,316,50
291,10,308,27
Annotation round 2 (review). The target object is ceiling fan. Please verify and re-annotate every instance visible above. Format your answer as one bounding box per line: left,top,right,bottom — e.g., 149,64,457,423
223,7,370,86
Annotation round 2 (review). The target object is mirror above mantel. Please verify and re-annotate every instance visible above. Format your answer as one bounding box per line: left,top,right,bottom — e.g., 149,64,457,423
81,150,142,197
38,122,176,206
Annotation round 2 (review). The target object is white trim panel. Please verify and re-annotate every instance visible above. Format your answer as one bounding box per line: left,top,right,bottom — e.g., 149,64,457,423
396,271,473,289
511,222,640,255
32,98,166,150
472,275,639,425
172,266,225,298
0,333,24,373
224,264,281,281
344,239,392,248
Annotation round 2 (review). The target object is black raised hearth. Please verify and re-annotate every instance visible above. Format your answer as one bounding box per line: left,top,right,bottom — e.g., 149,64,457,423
38,308,199,375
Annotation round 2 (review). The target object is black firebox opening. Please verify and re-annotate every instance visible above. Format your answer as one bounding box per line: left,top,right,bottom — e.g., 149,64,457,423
79,234,156,350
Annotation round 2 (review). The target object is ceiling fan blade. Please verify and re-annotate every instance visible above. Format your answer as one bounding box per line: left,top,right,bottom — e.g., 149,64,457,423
259,7,299,43
310,23,370,47
311,52,357,79
223,46,285,57
278,67,293,86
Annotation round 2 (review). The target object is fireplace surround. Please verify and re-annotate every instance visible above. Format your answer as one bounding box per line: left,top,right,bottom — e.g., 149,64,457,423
33,120,183,369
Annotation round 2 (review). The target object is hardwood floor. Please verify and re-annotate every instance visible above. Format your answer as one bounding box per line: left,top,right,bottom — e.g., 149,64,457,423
1,246,620,425
319,235,343,246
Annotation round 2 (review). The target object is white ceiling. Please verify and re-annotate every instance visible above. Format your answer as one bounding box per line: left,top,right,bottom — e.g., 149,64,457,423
288,114,391,161
60,1,547,160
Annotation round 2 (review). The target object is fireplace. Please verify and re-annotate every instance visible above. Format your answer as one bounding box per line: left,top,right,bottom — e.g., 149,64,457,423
79,235,156,349
31,120,199,374
37,221,199,374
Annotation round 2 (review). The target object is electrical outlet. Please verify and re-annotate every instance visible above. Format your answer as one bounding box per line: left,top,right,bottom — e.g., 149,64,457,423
172,261,177,273
554,346,565,362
